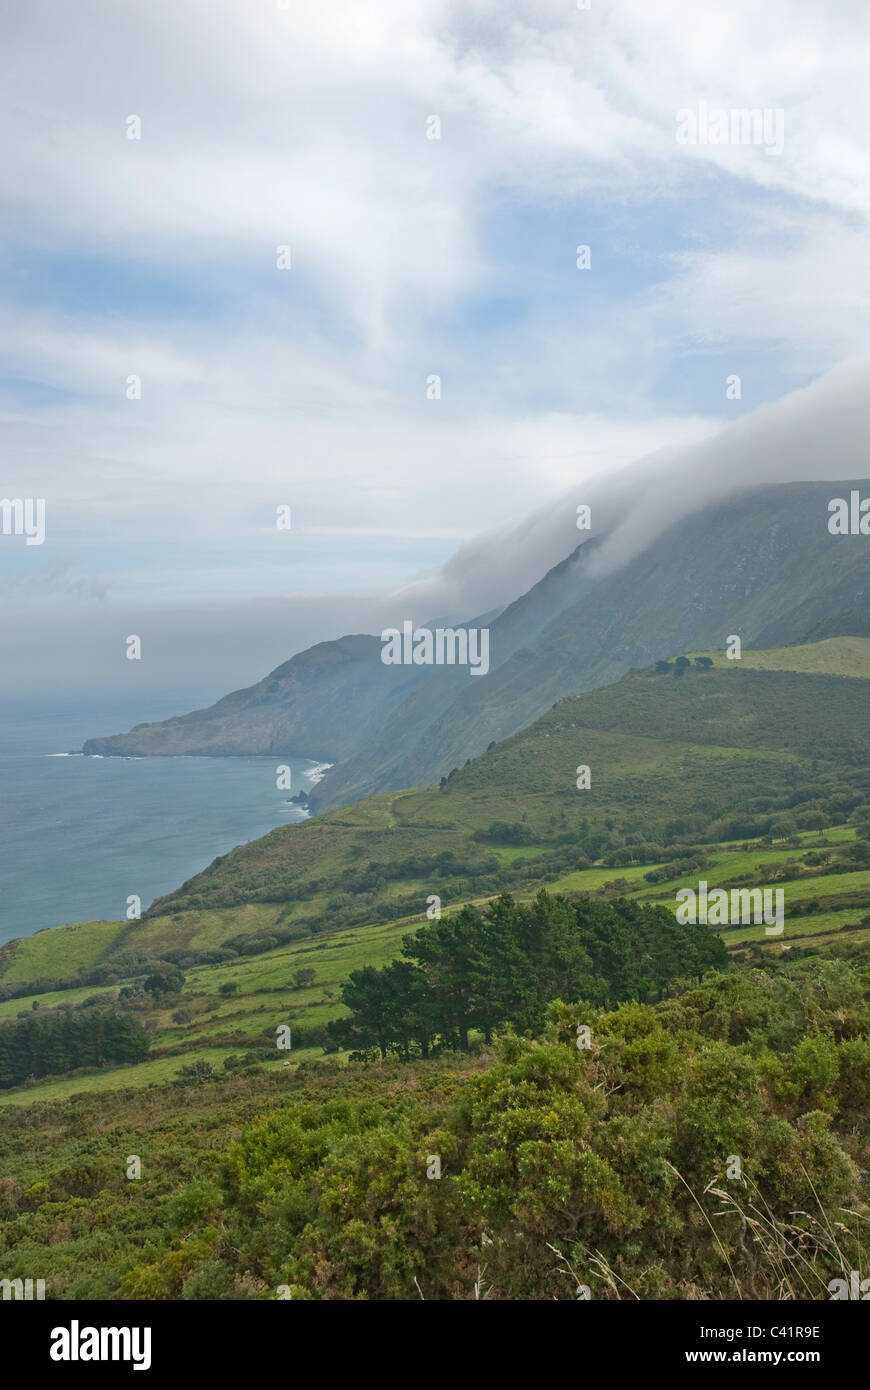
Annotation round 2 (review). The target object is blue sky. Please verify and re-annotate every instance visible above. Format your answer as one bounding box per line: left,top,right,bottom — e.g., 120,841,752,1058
2,0,870,695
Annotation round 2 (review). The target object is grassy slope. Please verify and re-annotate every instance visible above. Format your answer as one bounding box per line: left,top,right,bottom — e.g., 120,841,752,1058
0,919,125,986
687,635,870,676
2,637,869,1107
4,637,864,992
2,823,868,1108
132,652,870,916
315,483,870,809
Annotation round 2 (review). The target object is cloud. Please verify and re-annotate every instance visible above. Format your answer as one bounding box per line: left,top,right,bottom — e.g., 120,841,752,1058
0,560,107,601
2,1,870,694
387,357,870,621
2,358,870,697
586,356,870,576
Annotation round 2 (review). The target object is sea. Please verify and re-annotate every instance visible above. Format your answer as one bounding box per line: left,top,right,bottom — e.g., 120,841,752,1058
0,693,328,947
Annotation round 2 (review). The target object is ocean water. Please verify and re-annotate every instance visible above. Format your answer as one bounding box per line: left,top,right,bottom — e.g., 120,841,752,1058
0,694,327,946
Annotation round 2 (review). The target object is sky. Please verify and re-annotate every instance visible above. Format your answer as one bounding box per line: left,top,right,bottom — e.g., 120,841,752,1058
2,0,870,700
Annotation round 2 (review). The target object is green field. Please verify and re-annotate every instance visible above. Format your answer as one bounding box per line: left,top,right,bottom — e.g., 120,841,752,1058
1,635,869,1302
687,635,870,678
2,823,867,1109
0,919,125,987
2,638,869,1111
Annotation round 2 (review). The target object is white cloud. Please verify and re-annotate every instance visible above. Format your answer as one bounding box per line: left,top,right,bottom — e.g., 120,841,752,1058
2,0,870,692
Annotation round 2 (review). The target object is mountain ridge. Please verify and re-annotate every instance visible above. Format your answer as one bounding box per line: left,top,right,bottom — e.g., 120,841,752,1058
82,480,870,817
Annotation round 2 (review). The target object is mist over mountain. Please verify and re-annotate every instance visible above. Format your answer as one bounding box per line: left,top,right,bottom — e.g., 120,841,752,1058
85,474,870,812
83,364,870,790
312,479,870,808
387,358,870,619
83,635,430,762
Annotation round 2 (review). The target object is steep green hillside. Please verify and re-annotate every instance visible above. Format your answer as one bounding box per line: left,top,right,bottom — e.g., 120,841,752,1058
141,660,870,923
82,482,870,819
3,642,868,1112
5,650,867,1025
316,481,870,808
0,919,127,988
687,636,870,677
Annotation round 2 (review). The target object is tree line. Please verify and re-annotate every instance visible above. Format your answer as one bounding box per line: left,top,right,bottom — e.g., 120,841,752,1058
0,1009,148,1089
329,890,728,1059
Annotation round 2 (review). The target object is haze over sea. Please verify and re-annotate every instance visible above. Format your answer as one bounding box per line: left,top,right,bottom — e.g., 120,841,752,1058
0,693,324,946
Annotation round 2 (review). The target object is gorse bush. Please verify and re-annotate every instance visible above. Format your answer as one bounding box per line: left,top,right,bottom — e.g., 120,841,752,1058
1,952,867,1300
118,957,868,1302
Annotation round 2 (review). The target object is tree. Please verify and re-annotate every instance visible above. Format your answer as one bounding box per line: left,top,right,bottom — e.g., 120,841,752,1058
770,818,798,842
694,656,713,670
292,968,316,989
330,966,394,1057
380,960,437,1059
334,893,728,1063
404,910,485,1050
143,967,184,998
0,1010,147,1088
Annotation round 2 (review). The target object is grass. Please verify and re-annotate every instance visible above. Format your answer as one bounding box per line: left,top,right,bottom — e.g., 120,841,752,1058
0,1046,244,1107
6,823,868,1109
686,636,870,678
723,909,870,947
4,641,870,1108
1,919,125,986
0,983,120,1022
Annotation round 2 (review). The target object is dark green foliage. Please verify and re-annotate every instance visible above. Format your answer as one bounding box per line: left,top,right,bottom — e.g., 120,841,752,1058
0,1010,148,1088
331,891,727,1059
169,955,867,1302
472,821,535,846
0,948,867,1300
143,967,184,998
329,960,436,1059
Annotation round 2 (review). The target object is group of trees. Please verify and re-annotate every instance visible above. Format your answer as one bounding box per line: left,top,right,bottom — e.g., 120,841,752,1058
0,1009,148,1089
472,821,536,846
653,655,714,677
329,890,728,1060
